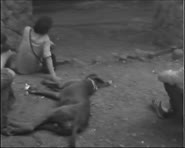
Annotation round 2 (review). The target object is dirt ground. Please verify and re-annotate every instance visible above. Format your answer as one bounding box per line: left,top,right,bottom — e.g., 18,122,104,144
1,1,183,147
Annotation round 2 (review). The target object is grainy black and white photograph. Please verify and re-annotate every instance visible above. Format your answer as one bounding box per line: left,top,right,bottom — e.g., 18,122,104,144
1,0,184,147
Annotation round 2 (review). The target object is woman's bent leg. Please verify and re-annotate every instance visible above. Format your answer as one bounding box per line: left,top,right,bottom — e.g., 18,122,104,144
1,68,16,129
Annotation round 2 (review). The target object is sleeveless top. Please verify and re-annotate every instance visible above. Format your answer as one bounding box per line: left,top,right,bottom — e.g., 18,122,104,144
15,26,53,74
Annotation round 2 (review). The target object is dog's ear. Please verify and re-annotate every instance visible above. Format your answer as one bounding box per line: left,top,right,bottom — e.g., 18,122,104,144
86,73,98,79
86,74,110,88
94,77,110,88
91,76,110,88
92,77,105,84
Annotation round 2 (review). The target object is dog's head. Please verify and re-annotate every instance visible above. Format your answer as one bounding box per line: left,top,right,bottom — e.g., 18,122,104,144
86,74,111,90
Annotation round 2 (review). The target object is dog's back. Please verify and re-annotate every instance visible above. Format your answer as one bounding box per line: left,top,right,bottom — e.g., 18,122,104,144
57,80,93,106
57,80,92,130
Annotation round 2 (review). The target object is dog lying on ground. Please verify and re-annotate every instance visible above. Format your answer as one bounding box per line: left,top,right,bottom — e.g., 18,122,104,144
2,74,110,147
151,68,183,121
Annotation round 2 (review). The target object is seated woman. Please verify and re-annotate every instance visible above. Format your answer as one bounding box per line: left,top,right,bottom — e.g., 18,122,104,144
7,16,61,83
1,34,16,129
151,67,183,120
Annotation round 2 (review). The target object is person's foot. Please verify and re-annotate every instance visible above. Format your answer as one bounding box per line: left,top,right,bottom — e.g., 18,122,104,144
151,100,168,119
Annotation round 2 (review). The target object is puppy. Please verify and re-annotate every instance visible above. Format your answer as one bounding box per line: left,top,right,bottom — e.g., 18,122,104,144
3,74,110,147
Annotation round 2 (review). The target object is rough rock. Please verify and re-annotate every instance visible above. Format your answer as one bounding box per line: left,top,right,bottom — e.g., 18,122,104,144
152,1,183,48
171,49,183,60
1,0,33,50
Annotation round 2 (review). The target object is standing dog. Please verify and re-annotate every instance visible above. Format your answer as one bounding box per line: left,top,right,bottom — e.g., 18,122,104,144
3,74,110,147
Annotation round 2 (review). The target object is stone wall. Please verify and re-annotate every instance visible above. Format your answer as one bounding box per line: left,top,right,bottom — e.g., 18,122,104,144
1,0,33,50
152,0,183,48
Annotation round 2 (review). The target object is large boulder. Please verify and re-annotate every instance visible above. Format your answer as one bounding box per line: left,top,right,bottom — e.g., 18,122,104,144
152,0,183,48
1,0,33,50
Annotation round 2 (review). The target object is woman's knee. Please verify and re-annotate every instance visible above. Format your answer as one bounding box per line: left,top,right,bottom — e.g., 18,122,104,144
4,68,16,79
1,68,16,89
5,52,17,71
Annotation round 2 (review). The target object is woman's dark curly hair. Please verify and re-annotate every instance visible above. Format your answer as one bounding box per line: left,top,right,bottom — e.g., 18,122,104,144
1,33,7,44
33,16,53,35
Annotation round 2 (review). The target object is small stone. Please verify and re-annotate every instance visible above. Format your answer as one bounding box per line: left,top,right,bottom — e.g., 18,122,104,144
131,133,137,137
90,128,96,133
161,144,166,147
113,85,117,88
105,139,111,143
119,144,125,147
108,80,113,85
152,70,156,74
123,118,128,121
81,71,86,75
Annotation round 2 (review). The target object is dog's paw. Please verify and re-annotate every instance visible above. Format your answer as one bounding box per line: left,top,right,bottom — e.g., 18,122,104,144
151,100,166,119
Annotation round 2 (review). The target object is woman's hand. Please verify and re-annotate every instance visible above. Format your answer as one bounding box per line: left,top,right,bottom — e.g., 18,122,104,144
51,75,63,88
27,86,38,94
52,75,62,83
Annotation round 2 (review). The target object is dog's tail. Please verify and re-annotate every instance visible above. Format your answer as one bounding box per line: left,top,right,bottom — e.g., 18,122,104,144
68,123,78,148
